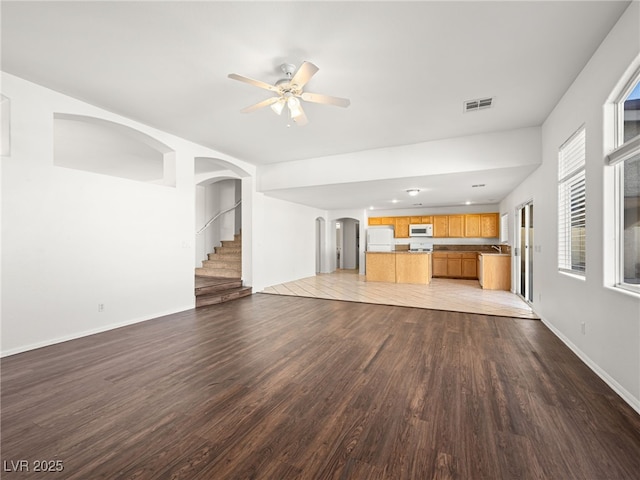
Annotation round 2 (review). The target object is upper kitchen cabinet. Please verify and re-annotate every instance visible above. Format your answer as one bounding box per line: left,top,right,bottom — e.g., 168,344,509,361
465,214,481,237
480,213,499,238
368,217,394,226
464,213,499,238
448,215,465,237
368,213,498,238
433,215,448,237
394,217,411,238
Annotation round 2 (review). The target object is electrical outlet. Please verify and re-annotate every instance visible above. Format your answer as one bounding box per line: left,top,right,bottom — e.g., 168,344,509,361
98,303,104,312
581,322,586,335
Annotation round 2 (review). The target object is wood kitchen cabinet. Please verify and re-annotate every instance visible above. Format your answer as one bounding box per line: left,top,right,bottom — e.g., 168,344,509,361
462,253,478,278
447,215,465,237
368,213,498,238
446,253,462,277
394,217,411,238
478,253,511,290
465,214,481,237
366,252,431,284
432,253,448,276
433,252,478,278
481,213,499,238
433,216,448,237
365,253,396,282
395,253,430,284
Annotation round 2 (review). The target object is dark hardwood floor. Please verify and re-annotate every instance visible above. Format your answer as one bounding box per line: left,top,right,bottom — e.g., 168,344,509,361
2,294,639,479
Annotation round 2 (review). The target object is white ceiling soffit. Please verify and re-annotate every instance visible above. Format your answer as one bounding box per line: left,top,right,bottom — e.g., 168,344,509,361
262,164,541,211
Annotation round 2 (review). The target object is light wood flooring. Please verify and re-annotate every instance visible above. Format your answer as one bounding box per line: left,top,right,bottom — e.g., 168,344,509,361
263,270,537,319
2,294,639,479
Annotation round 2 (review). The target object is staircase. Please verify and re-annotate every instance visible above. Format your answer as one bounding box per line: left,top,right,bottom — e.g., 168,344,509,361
195,232,252,307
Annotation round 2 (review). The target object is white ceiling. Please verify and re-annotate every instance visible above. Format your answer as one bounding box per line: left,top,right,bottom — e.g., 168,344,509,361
1,1,630,210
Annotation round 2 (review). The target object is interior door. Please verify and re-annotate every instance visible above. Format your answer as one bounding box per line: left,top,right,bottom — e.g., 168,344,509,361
516,201,534,303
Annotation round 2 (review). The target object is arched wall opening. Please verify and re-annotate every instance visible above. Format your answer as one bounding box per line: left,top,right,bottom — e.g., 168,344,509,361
194,157,252,285
53,113,176,186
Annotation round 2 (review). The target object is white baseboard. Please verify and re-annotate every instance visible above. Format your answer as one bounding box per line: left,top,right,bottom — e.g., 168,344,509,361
537,313,640,415
1,304,194,358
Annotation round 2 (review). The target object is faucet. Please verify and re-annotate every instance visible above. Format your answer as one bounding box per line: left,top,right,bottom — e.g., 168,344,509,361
491,245,502,254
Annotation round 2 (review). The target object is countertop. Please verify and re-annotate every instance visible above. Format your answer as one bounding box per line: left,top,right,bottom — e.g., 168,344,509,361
366,251,431,254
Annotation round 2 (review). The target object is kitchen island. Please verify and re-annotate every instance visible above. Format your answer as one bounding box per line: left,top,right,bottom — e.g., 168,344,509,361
366,252,432,284
478,253,511,290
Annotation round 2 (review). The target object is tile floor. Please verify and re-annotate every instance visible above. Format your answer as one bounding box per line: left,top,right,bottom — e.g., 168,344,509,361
262,270,538,319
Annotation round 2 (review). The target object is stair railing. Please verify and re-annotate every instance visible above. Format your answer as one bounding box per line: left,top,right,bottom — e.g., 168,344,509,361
196,199,242,235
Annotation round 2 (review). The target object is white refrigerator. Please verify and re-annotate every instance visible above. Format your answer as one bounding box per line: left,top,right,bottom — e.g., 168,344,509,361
367,227,394,252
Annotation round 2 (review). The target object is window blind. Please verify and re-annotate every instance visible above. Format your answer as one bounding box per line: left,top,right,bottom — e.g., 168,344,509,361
558,127,586,273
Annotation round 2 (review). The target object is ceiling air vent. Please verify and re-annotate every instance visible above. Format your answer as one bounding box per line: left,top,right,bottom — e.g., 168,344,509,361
464,97,493,113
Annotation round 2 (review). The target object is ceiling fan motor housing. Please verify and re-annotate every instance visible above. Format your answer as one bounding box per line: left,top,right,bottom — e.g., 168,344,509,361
280,63,296,77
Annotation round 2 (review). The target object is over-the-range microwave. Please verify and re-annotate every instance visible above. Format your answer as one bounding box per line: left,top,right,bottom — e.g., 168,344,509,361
409,224,433,237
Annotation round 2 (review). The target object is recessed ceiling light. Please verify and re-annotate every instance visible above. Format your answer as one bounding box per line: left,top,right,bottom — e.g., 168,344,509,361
406,189,420,196
391,199,399,204
465,201,472,205
369,206,375,210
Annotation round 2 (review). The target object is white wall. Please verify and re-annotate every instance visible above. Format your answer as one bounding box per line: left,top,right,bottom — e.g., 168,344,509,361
250,193,327,291
500,1,640,412
0,72,254,356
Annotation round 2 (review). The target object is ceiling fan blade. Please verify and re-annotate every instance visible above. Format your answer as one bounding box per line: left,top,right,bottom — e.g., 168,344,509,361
290,61,319,89
228,73,279,92
301,92,351,108
240,96,279,113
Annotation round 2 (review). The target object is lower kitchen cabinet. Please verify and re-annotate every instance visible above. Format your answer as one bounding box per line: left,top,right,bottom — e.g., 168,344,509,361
432,252,477,279
365,252,396,282
462,253,478,278
366,252,431,284
446,253,462,277
478,254,511,290
432,253,448,277
395,253,430,284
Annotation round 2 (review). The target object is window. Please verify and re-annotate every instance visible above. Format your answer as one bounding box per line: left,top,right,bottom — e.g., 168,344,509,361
558,127,586,274
607,72,640,292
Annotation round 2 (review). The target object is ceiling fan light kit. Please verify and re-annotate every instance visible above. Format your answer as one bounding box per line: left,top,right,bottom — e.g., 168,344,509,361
228,61,350,126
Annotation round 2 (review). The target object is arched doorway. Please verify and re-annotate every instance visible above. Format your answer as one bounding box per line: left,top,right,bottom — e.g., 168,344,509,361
194,157,251,284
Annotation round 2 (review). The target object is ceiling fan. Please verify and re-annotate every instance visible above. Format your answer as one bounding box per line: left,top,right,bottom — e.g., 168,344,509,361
228,62,350,126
